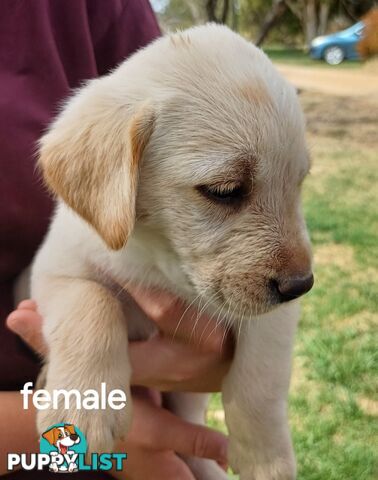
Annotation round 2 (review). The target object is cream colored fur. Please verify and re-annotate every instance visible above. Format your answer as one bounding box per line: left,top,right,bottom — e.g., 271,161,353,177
30,25,312,480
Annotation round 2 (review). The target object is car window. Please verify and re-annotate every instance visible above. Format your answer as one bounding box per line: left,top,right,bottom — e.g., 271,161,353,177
354,27,364,37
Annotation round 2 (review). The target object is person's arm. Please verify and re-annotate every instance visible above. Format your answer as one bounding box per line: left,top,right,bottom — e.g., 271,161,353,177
4,297,230,478
7,297,233,393
89,0,161,76
0,392,37,474
0,390,227,479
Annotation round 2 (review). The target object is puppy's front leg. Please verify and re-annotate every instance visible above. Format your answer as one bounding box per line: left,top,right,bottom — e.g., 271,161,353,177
222,302,299,480
34,276,131,453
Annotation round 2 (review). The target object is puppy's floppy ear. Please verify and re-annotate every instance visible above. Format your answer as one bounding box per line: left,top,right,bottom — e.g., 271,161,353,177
42,427,58,445
64,424,76,435
39,79,155,250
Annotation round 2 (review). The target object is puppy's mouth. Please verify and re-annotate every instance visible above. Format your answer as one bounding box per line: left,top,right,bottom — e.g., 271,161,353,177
210,275,313,319
59,444,68,455
203,284,282,320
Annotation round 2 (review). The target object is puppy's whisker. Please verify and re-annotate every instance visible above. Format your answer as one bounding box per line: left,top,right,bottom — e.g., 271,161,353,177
220,291,239,351
221,319,233,353
209,293,231,336
201,289,228,346
237,304,247,345
197,289,224,347
189,290,216,344
172,291,202,341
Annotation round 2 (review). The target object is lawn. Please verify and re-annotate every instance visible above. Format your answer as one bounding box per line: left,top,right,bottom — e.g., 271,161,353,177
207,91,378,479
263,46,362,69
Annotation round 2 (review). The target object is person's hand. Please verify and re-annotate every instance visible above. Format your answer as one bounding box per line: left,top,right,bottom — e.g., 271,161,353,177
7,300,47,355
112,388,227,480
7,292,233,392
6,298,230,479
126,285,233,391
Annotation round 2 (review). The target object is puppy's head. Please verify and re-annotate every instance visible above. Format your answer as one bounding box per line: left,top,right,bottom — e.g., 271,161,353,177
42,424,79,450
39,25,313,317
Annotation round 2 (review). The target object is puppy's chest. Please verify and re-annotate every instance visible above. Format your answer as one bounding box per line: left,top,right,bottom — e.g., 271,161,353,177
92,232,196,341
91,270,157,342
117,287,158,342
92,266,190,343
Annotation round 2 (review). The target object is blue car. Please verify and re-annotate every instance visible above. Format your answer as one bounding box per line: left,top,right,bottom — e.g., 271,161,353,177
310,22,364,65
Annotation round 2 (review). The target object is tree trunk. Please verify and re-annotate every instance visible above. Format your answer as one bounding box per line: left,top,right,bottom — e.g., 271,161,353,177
318,1,330,35
221,0,230,23
206,0,218,22
255,0,288,47
206,0,230,24
304,0,318,47
231,0,240,31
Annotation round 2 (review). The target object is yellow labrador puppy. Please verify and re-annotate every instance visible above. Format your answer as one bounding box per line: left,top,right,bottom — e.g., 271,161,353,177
31,24,313,480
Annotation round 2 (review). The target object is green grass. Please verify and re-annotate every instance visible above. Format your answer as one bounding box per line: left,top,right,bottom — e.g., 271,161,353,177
207,93,378,479
263,46,362,69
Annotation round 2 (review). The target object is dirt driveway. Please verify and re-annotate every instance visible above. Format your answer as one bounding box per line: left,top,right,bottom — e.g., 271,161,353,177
275,63,378,99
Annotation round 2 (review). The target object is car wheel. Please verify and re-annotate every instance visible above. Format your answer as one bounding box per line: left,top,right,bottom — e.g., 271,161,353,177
324,46,345,65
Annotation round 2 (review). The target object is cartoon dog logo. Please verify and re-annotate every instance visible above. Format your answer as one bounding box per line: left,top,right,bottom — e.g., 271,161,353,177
42,424,80,472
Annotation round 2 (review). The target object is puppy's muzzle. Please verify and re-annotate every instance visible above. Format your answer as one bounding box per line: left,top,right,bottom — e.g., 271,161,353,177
271,273,314,302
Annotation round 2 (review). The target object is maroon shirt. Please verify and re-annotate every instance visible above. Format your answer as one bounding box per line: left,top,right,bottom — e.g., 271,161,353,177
0,0,159,476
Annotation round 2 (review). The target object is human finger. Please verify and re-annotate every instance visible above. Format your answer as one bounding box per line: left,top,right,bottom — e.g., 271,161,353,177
6,306,47,356
129,336,229,391
128,397,228,464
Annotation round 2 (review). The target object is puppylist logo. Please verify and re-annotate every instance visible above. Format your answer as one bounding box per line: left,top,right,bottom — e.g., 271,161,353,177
8,423,127,473
40,423,86,473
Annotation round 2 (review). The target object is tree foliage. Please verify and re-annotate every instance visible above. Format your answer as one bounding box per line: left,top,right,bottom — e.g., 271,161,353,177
154,0,378,47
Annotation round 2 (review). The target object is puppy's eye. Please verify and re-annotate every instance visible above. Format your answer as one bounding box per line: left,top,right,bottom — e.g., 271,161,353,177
197,183,246,206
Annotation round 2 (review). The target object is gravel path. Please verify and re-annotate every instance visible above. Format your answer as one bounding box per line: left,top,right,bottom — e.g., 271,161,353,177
275,63,378,99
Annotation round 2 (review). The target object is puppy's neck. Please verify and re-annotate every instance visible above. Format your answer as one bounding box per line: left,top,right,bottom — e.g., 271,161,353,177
107,223,196,301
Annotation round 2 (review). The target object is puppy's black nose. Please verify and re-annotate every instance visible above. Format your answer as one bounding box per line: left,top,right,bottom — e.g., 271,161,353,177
272,274,314,302
70,434,79,441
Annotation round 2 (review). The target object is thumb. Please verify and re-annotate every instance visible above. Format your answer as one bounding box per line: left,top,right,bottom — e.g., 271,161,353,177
6,308,47,356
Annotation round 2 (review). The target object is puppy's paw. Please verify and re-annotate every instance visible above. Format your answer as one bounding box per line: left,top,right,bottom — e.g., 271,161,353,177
229,438,296,480
37,396,132,454
76,408,131,454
